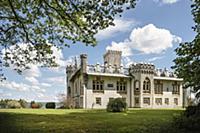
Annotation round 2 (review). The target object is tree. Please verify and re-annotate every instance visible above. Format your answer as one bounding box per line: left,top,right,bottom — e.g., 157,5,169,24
172,0,200,97
18,99,28,108
0,0,137,75
57,93,75,108
7,100,22,108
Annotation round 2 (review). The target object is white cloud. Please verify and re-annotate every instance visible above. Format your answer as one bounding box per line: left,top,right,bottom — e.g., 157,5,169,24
106,40,132,57
0,93,12,98
31,86,46,93
0,81,30,91
106,24,182,56
23,65,41,78
122,57,135,67
147,56,164,62
25,77,39,85
1,43,69,101
96,18,137,40
153,0,179,4
41,83,52,87
46,76,65,85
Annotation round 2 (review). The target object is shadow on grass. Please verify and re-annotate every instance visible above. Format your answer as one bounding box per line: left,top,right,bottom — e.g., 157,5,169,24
0,109,187,133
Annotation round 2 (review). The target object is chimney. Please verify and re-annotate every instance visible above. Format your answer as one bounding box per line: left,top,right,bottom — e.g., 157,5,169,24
80,54,87,74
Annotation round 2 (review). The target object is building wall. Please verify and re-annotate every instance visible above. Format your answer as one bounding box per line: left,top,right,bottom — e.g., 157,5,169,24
85,75,130,109
152,80,183,108
68,74,183,109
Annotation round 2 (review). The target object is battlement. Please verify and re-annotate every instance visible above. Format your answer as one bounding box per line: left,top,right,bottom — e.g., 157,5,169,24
130,62,155,74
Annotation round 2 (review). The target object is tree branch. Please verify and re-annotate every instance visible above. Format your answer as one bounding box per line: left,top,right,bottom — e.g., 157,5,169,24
7,0,30,43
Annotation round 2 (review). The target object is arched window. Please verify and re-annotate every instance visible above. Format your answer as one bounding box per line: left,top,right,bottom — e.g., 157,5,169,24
143,77,150,93
134,80,140,95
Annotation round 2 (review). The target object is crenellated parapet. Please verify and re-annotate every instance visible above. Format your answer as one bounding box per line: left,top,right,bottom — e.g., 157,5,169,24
129,63,155,75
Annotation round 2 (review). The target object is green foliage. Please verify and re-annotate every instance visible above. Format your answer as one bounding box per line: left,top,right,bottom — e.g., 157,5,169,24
172,0,200,93
18,99,28,108
30,101,42,109
107,98,127,112
45,102,56,109
0,99,28,108
173,104,200,132
0,99,7,108
0,0,137,75
7,100,22,109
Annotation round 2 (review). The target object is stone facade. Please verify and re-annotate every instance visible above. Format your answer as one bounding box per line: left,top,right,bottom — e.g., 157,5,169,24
66,50,185,109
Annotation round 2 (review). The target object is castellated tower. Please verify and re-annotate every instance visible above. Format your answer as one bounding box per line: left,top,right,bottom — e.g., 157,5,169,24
103,50,122,68
129,63,155,108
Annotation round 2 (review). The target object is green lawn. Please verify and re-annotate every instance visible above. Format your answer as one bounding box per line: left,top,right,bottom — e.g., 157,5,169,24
0,109,184,133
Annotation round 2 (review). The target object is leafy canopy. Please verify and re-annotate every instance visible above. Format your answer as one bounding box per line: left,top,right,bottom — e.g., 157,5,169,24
0,0,137,78
173,0,200,93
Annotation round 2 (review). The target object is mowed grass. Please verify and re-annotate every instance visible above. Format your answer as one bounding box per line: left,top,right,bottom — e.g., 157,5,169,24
0,109,184,133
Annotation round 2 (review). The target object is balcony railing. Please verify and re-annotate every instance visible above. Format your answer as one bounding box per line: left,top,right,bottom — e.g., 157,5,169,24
154,69,176,78
87,65,129,75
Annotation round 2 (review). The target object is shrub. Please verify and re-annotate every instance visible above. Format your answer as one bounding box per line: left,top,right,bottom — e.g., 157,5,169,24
30,101,42,109
107,98,127,112
7,100,21,108
173,103,200,132
18,99,28,108
184,103,200,117
45,102,56,109
0,99,7,108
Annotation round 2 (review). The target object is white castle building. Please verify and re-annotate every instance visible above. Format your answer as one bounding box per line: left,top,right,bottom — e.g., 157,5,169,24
66,50,186,109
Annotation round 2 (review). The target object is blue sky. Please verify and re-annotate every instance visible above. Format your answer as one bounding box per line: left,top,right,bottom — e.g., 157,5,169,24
0,0,195,102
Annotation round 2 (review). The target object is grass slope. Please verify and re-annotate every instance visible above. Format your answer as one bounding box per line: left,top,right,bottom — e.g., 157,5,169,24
0,109,183,133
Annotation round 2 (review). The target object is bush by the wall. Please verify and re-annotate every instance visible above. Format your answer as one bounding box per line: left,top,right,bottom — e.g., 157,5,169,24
45,102,56,109
107,98,127,112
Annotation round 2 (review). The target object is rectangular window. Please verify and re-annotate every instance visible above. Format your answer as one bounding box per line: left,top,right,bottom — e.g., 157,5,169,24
155,98,162,105
107,84,113,87
174,98,178,105
165,98,169,105
117,81,127,93
143,98,150,105
96,97,101,105
93,79,104,93
172,83,180,94
154,81,163,94
135,97,139,104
